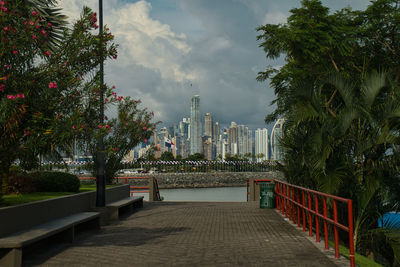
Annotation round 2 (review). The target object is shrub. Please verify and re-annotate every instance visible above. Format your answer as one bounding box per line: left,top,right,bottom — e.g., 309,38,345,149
7,172,36,194
31,171,80,192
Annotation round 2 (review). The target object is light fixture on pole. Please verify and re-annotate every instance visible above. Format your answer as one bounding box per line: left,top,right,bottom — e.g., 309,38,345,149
96,0,106,207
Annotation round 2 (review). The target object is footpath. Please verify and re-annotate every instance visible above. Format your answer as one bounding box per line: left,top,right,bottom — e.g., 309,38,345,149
24,201,347,266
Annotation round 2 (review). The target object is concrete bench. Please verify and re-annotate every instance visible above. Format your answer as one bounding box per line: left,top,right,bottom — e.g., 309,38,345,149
0,211,100,267
107,196,144,220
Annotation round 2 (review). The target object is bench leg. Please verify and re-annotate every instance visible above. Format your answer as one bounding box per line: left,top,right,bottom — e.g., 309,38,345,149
0,248,22,267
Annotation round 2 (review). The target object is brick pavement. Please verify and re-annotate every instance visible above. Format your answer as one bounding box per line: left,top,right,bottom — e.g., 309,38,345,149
23,202,346,266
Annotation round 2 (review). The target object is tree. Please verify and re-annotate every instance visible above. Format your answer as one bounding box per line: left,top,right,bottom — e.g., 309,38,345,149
186,153,205,161
257,0,400,262
86,97,156,184
0,4,117,198
160,151,174,161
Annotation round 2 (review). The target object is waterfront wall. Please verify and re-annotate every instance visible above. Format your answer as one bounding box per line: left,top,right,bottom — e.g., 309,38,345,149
117,171,284,189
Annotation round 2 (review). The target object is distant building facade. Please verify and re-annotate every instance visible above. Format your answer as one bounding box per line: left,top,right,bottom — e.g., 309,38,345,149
271,118,285,160
190,95,202,154
255,128,269,162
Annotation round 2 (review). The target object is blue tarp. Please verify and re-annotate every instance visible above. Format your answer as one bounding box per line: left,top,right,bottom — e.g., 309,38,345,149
378,212,400,229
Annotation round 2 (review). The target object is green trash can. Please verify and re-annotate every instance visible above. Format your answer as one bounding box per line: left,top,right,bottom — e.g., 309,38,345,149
260,182,275,209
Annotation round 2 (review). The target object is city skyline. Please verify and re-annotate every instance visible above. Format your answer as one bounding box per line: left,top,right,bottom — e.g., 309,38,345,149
132,95,284,161
59,0,369,131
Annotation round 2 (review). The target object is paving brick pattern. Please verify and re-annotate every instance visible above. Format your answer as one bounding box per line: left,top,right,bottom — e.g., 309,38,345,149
24,202,341,266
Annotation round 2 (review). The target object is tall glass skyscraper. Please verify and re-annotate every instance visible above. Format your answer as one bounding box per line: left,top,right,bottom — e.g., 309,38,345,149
255,128,269,162
271,118,285,160
190,95,202,154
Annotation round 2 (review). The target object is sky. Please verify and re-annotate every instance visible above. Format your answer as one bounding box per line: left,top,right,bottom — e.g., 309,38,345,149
59,0,370,131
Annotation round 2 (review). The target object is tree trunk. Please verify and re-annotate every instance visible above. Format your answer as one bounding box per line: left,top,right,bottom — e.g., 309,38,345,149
1,162,11,196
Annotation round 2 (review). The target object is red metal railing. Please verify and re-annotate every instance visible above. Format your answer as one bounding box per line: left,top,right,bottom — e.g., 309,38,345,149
78,176,161,200
247,178,355,267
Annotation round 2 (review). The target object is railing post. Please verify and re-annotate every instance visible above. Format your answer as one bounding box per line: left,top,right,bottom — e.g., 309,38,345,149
292,187,296,224
302,190,306,232
333,199,339,258
297,189,300,227
275,181,279,210
149,177,154,202
348,199,355,267
284,184,288,218
125,177,127,184
288,185,292,221
323,196,329,250
308,192,312,237
315,195,320,242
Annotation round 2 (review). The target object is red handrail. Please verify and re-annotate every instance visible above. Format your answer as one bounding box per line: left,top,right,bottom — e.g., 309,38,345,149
247,178,355,267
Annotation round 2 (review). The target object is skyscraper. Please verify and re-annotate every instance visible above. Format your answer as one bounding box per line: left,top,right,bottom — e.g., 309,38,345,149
204,113,213,137
255,128,269,162
271,118,285,160
190,95,202,154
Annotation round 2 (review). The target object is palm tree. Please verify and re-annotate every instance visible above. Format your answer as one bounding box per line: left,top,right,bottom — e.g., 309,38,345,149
26,0,67,50
279,71,400,255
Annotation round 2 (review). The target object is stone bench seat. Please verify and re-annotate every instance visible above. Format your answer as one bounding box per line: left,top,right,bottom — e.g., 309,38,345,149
0,212,100,267
107,196,144,220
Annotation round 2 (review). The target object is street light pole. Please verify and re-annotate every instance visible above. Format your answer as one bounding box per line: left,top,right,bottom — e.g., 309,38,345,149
96,0,106,207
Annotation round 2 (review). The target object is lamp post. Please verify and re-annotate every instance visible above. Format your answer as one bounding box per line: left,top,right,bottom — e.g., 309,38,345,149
96,0,106,207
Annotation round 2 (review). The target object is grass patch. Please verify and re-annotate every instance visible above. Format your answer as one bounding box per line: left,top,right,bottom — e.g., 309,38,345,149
1,184,121,207
1,192,75,207
328,241,382,267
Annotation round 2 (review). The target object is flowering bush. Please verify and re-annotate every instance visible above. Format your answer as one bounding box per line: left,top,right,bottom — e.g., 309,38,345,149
0,3,118,198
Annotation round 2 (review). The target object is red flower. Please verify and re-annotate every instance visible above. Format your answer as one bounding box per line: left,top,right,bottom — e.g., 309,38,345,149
45,50,51,56
32,35,36,40
113,147,118,152
49,82,57,88
12,50,18,54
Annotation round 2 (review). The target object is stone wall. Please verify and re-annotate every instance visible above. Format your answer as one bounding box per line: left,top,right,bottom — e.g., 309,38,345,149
118,171,284,189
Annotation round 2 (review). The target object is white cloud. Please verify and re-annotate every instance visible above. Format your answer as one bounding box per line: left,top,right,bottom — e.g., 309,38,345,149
263,11,287,25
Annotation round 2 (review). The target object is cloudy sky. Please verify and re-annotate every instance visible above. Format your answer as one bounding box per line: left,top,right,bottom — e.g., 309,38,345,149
60,0,369,131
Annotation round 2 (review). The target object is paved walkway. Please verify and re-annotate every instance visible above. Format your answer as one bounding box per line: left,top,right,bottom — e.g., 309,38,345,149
24,202,345,266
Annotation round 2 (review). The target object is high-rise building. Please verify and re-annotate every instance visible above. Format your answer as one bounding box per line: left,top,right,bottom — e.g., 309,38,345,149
271,118,285,160
190,95,202,154
228,122,238,155
204,113,213,137
255,128,269,162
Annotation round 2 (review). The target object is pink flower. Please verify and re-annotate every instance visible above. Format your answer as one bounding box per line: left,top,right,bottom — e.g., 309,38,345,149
32,35,36,40
5,64,9,69
3,27,7,31
105,124,110,129
113,54,117,59
113,147,118,152
49,82,57,88
7,95,16,100
98,125,102,129
45,50,50,56
0,84,4,92
72,125,76,129
32,11,37,16
12,50,18,54
142,126,147,130
48,22,52,27
16,93,24,98
112,85,115,89
144,139,147,143
29,21,34,26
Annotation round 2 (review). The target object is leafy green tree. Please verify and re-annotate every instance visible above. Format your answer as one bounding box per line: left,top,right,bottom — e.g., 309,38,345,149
160,151,175,161
257,0,400,262
0,4,117,198
186,153,205,161
87,97,156,184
